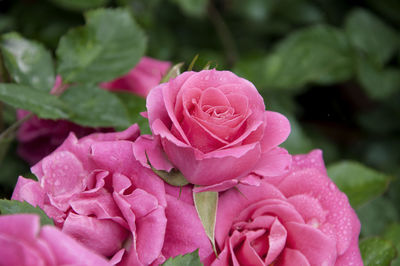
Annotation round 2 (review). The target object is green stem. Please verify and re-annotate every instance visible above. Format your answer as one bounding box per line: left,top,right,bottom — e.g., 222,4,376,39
0,112,34,141
207,2,239,68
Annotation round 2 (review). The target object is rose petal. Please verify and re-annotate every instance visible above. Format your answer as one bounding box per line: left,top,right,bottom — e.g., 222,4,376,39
40,226,110,265
285,222,337,265
265,218,287,264
292,149,327,175
252,147,292,179
278,167,358,255
136,206,167,265
162,194,213,262
62,213,128,257
260,111,291,152
216,183,286,247
161,136,261,186
276,248,310,266
12,176,46,207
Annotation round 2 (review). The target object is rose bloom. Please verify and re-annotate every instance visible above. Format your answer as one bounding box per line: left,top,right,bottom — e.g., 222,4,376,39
101,57,171,97
146,69,291,191
12,125,168,265
162,150,362,265
0,214,110,266
17,57,171,165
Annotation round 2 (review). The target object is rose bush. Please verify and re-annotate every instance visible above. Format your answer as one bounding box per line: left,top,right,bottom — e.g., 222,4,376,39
146,69,292,191
0,214,109,266
17,56,170,165
163,150,362,265
12,125,168,265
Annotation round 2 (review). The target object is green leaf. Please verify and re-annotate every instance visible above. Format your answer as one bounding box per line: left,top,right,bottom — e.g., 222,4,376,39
360,237,397,266
0,154,30,192
356,56,400,100
0,199,54,226
262,25,354,91
49,0,110,11
357,197,399,237
345,8,400,65
161,62,184,83
383,223,400,266
193,189,218,254
60,84,131,128
114,92,151,134
0,83,69,119
327,161,391,208
280,115,314,154
162,250,202,266
57,8,146,84
170,0,207,17
0,32,55,92
146,153,189,187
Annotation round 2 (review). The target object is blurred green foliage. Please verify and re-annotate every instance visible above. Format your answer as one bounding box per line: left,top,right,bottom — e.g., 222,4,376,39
0,0,400,262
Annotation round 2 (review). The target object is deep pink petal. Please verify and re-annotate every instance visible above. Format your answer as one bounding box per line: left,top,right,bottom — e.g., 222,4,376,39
101,57,171,97
40,226,110,265
162,194,213,263
136,206,167,265
0,214,40,242
62,213,128,257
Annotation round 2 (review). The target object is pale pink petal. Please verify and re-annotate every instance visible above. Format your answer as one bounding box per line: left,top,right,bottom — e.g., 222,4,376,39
288,194,327,226
285,222,337,265
193,179,239,193
335,234,363,265
12,176,46,207
132,135,174,172
161,137,261,186
41,151,87,198
276,248,310,266
260,111,291,152
265,218,287,264
292,149,327,175
278,168,358,255
216,183,286,247
252,147,292,178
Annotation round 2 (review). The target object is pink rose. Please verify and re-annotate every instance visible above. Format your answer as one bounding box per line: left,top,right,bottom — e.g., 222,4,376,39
146,69,291,191
16,110,107,165
17,56,170,165
0,214,109,266
101,57,171,97
12,125,168,265
163,150,362,265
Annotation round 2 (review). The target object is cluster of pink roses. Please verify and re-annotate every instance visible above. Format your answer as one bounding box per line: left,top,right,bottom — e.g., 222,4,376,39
7,68,362,265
